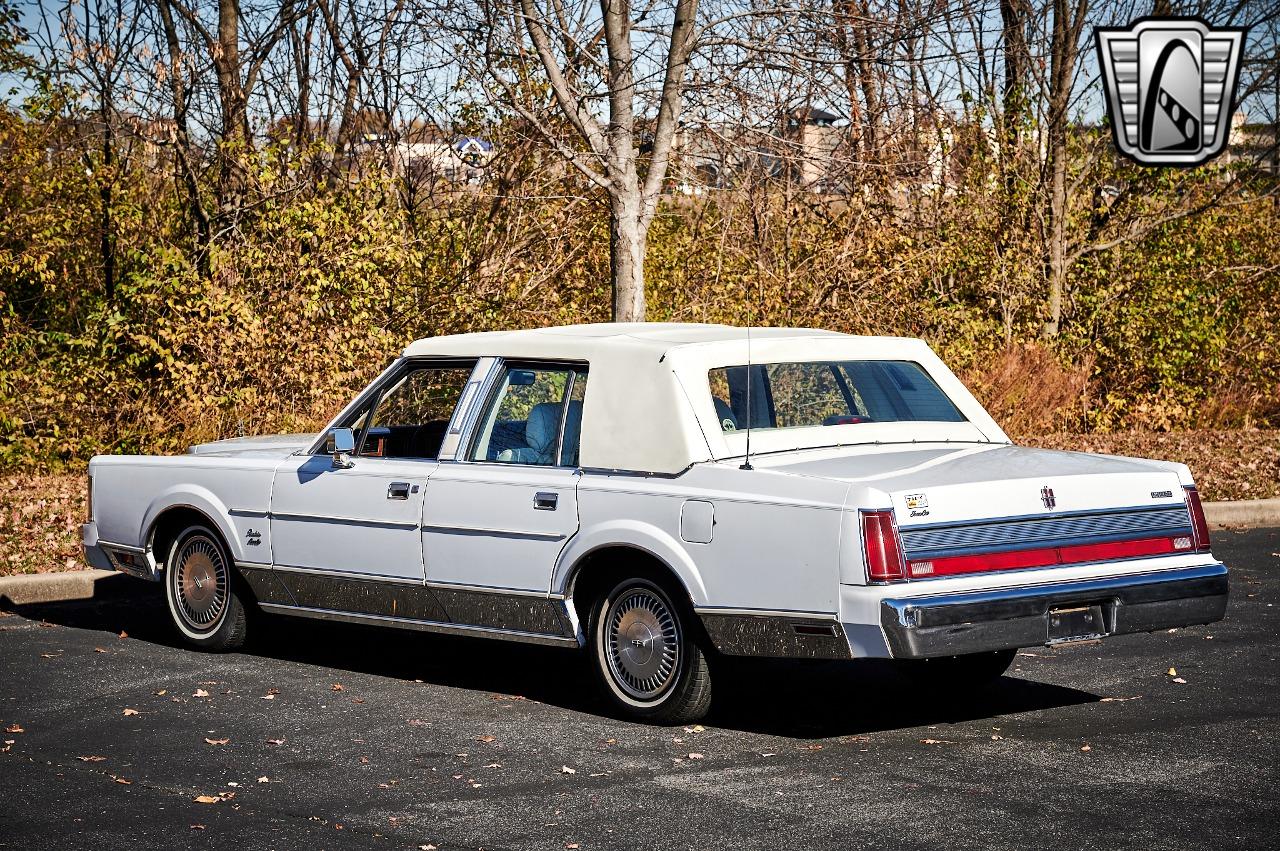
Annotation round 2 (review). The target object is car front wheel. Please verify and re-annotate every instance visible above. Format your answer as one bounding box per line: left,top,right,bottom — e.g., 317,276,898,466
164,525,249,651
589,577,712,724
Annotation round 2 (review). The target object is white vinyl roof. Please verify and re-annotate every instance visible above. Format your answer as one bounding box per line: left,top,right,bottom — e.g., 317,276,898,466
402,324,1008,474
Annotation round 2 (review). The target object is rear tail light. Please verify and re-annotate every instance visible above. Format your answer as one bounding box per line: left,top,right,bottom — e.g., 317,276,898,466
1184,486,1211,552
861,509,906,583
87,473,93,522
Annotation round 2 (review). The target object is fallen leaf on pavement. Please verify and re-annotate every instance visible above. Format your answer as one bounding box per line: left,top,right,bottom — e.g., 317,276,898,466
266,737,286,746
122,709,139,717
190,825,205,830
77,756,107,762
1100,696,1141,702
40,653,61,659
1173,677,1187,684
194,795,221,804
4,724,23,734
204,738,229,746
110,775,131,785
117,631,127,639
94,647,107,653
798,744,824,751
154,690,166,696
920,739,955,745
560,765,576,774
1081,745,1092,752
193,689,210,698
331,683,345,692
688,753,705,760
1167,667,1177,676
257,776,269,783
476,735,496,744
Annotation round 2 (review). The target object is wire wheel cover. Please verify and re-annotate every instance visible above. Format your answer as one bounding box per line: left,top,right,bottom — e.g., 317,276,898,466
605,588,680,701
174,536,228,630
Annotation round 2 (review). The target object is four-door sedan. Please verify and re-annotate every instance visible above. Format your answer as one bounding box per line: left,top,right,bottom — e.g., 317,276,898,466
82,323,1228,722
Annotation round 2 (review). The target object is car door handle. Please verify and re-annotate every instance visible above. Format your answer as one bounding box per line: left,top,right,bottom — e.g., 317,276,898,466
534,491,558,511
387,482,411,500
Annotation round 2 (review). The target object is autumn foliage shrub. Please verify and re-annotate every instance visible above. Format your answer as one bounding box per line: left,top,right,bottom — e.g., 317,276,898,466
961,343,1093,435
1,108,1279,469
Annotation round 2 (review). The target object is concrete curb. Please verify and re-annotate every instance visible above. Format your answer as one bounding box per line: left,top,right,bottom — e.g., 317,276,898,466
1203,498,1280,529
0,569,118,606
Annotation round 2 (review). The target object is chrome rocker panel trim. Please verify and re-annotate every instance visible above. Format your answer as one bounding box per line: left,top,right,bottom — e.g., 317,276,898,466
880,563,1228,659
257,603,581,648
697,608,852,659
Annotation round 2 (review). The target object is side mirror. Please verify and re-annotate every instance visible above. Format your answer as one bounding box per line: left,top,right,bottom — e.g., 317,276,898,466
326,427,356,469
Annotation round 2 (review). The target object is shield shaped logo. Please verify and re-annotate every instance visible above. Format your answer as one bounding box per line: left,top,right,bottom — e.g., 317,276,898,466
1096,17,1247,167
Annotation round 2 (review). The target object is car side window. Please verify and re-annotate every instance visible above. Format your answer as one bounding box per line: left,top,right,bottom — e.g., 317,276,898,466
470,366,587,466
355,365,475,459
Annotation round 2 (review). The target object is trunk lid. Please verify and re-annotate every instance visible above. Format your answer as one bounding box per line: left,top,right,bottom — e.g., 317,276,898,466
766,443,1198,579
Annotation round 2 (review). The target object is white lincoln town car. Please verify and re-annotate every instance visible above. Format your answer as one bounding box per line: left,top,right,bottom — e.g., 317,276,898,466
82,323,1227,722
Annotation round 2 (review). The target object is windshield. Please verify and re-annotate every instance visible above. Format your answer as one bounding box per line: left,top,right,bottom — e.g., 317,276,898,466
708,361,965,432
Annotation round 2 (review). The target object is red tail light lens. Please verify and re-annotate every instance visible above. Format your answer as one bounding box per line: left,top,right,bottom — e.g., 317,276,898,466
862,509,906,583
1184,486,1211,552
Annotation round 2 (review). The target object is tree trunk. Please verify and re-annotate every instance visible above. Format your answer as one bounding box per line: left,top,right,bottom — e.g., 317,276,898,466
156,0,212,272
214,0,249,206
99,110,115,302
1045,151,1068,336
1042,0,1088,338
610,190,646,322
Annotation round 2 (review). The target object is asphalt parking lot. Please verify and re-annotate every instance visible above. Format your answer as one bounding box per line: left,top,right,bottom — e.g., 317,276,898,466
1,528,1277,851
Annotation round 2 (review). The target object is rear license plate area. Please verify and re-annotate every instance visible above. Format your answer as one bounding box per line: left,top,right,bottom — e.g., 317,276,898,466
1048,604,1107,643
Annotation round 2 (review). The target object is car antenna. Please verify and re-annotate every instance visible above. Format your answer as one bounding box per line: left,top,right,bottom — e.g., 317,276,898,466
740,312,754,471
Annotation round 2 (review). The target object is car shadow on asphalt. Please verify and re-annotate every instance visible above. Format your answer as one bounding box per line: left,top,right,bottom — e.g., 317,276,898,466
8,582,1100,740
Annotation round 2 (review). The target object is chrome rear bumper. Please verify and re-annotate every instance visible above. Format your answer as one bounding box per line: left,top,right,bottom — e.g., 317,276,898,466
880,564,1228,659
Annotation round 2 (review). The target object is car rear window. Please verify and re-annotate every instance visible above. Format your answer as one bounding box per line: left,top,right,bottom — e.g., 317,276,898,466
707,361,965,432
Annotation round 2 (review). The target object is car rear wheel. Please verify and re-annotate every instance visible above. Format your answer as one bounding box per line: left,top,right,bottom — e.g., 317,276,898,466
898,648,1017,687
589,577,712,724
164,525,248,651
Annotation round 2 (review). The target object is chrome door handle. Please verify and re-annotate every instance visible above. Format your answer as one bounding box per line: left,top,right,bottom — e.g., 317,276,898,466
534,491,558,511
387,482,411,500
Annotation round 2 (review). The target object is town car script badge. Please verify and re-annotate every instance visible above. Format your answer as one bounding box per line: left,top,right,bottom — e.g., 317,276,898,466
1096,16,1247,167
